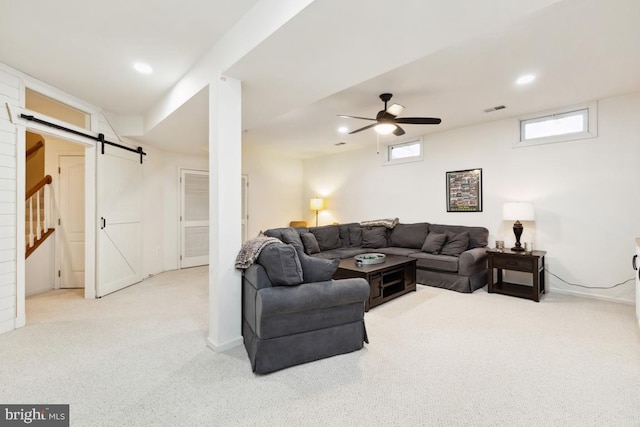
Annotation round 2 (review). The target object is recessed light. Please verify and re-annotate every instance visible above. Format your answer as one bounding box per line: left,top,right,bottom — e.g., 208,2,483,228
134,62,153,74
337,126,348,134
516,74,535,85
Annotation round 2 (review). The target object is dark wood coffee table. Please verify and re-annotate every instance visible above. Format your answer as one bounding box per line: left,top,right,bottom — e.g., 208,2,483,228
333,254,417,311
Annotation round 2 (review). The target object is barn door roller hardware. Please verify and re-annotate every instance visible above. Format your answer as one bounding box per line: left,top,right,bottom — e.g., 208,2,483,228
20,113,147,164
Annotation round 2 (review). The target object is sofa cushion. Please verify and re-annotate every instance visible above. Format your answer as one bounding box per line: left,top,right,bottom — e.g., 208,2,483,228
310,225,342,251
338,224,351,247
421,232,447,254
389,223,429,249
301,233,320,254
312,247,368,259
298,252,340,282
257,243,303,286
411,252,459,273
349,225,363,247
440,231,470,257
429,224,488,249
263,228,284,240
257,280,370,317
377,247,421,257
280,227,305,254
361,226,388,248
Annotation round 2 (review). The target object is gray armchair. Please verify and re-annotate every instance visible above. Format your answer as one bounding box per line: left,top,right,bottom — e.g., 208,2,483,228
242,243,370,374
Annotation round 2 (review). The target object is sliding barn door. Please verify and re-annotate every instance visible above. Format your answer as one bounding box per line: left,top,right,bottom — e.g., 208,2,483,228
180,169,209,268
96,144,143,297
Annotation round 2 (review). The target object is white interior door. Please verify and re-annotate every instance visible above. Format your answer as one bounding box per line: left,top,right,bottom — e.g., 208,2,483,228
96,144,143,297
58,155,85,288
180,169,209,268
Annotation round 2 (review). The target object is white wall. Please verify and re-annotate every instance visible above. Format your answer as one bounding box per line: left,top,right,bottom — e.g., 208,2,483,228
25,235,54,296
0,66,19,334
304,91,640,303
242,145,304,236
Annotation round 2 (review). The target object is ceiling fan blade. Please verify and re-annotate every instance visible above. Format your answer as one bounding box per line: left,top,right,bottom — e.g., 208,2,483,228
395,117,442,125
348,123,378,134
337,115,376,121
386,103,405,117
393,126,405,136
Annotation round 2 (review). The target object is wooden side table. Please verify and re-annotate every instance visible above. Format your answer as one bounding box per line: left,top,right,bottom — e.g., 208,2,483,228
487,249,546,302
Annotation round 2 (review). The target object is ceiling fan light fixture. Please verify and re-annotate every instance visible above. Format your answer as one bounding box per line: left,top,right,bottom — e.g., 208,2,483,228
386,103,405,117
374,123,396,135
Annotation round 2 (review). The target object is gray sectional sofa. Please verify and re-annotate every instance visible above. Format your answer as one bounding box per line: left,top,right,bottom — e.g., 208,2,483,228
265,222,489,293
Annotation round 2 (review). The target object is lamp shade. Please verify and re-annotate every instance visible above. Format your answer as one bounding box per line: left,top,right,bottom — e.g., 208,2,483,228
309,197,325,211
502,202,535,221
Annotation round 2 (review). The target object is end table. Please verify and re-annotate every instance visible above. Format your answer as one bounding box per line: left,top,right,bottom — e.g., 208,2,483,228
487,248,546,302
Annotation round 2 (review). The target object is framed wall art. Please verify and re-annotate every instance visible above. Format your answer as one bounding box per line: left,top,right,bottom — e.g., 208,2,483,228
446,168,483,212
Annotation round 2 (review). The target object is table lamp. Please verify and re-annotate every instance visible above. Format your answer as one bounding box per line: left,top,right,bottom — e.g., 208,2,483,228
502,202,535,252
309,197,325,227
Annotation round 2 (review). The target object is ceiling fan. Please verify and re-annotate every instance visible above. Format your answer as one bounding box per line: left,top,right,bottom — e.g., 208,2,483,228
338,93,441,136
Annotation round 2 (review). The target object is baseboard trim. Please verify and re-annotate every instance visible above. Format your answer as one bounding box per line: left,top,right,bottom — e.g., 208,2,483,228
549,286,634,305
207,335,243,352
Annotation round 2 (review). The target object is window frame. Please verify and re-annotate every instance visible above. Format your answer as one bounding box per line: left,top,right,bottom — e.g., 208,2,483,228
515,101,598,148
383,137,424,166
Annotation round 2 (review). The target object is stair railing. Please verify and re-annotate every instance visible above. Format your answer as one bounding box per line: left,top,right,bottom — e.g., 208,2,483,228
26,175,52,252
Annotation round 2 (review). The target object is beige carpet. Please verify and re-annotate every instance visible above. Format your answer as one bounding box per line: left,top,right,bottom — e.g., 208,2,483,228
1,267,639,426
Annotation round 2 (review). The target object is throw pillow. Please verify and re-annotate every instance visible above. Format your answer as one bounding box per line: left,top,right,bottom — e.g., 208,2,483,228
310,225,342,251
421,232,448,254
298,252,340,282
280,227,305,254
389,223,429,249
361,226,388,248
301,233,321,255
440,231,470,256
256,243,304,286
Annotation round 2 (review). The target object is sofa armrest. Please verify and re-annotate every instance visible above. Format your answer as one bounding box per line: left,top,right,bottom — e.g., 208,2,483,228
243,264,273,291
257,278,370,318
458,247,488,277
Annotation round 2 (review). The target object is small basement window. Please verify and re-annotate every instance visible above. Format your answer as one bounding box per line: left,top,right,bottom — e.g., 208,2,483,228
385,138,423,165
516,101,597,147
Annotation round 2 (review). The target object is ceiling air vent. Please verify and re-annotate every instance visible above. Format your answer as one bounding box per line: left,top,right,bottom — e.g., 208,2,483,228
483,105,506,113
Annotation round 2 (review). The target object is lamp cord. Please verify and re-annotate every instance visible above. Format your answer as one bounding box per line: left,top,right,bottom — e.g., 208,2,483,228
546,269,634,290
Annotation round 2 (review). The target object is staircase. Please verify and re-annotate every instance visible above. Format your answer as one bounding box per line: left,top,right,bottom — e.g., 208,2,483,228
25,175,53,258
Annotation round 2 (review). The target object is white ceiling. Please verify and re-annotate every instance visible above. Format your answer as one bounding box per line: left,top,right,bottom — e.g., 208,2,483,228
0,0,259,114
1,0,639,158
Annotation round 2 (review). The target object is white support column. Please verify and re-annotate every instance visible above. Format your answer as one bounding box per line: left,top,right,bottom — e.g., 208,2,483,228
207,75,243,352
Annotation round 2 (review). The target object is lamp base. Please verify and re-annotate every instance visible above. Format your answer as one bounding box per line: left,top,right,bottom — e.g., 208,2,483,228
511,220,524,252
